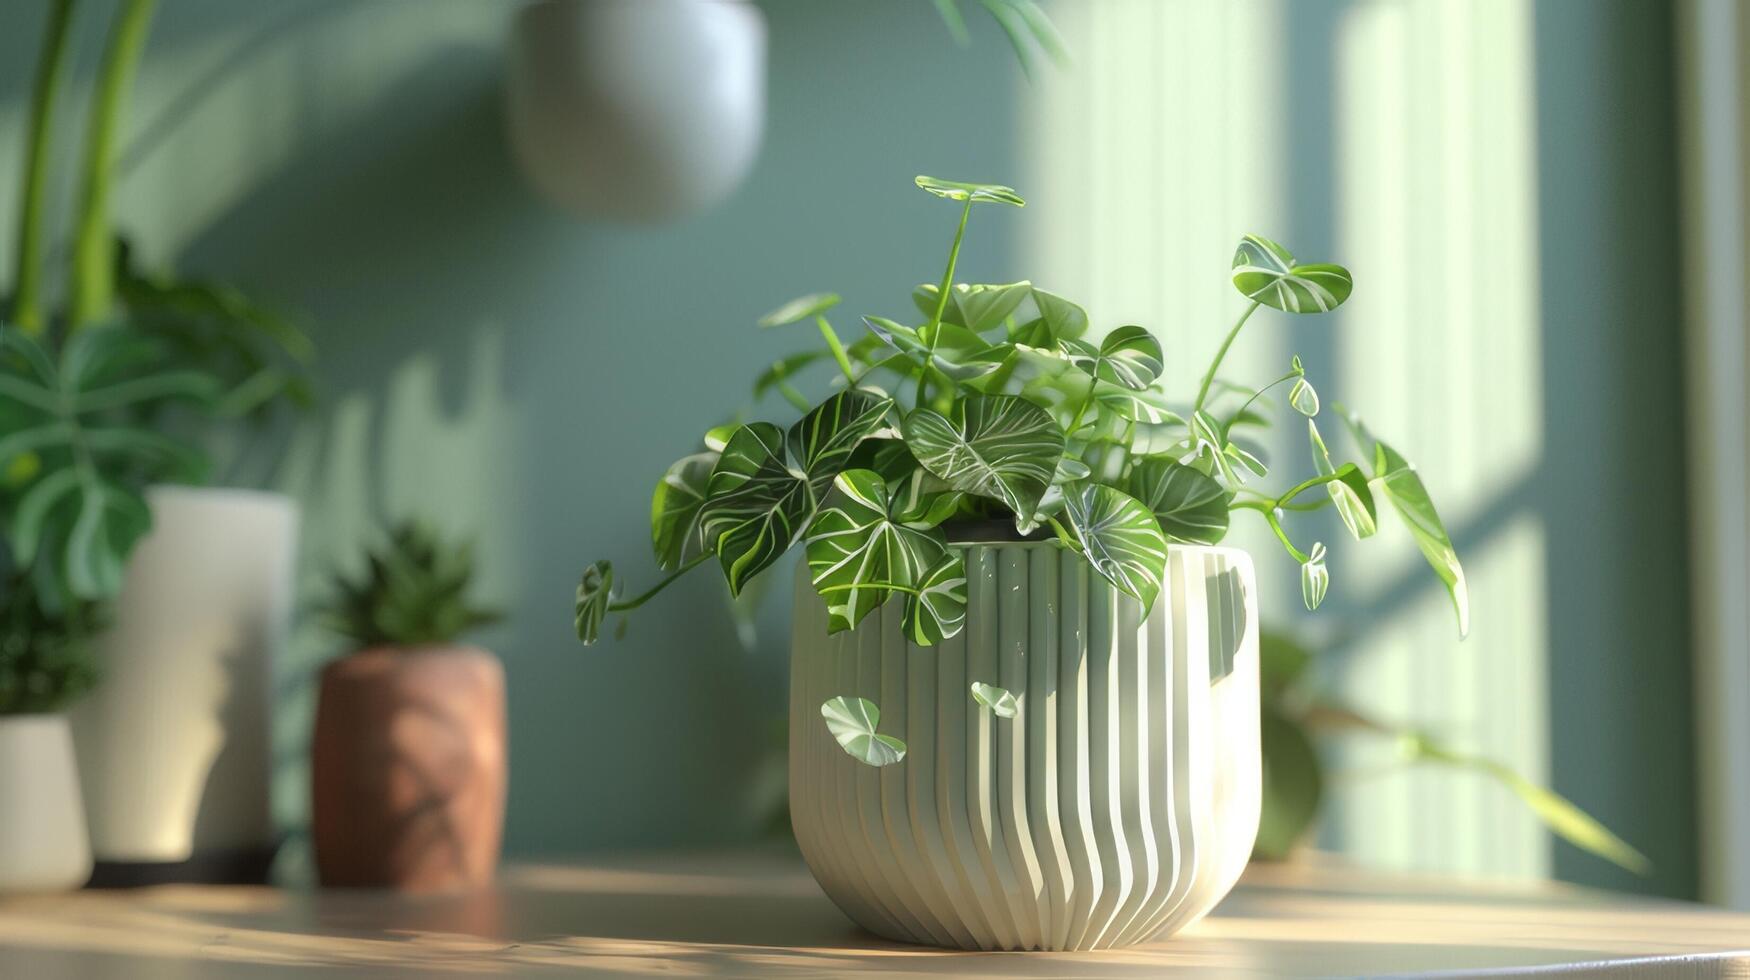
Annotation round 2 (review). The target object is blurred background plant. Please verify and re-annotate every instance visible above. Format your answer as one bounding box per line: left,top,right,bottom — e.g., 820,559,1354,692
1,0,314,622
1257,627,1650,875
0,572,102,715
320,519,501,651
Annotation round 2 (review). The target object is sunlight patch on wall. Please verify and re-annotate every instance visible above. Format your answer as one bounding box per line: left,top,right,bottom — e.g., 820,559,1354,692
1024,0,1549,878
1326,0,1546,879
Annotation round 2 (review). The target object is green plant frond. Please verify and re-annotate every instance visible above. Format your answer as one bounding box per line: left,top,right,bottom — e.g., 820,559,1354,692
321,520,501,650
574,177,1463,666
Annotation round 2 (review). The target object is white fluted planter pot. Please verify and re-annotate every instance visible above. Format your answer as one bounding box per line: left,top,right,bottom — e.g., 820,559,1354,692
789,542,1260,951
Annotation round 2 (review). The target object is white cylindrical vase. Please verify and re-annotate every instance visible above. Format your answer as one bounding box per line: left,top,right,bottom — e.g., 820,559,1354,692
0,714,92,892
71,486,298,882
789,542,1260,951
505,0,767,222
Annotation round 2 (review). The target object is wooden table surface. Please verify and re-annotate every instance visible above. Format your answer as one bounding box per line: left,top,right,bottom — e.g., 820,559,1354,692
1,849,1747,978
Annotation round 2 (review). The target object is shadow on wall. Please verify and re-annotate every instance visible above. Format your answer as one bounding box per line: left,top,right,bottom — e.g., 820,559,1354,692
95,0,1026,858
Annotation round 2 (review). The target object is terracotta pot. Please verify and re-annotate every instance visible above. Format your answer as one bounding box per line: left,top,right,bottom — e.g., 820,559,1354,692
311,646,506,891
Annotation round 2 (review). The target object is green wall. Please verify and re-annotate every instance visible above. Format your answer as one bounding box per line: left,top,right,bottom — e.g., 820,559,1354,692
0,0,1696,895
0,0,1026,857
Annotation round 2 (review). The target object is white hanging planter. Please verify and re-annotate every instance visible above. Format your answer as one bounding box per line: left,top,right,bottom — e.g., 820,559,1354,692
70,486,298,880
504,0,767,222
789,541,1260,950
0,714,92,892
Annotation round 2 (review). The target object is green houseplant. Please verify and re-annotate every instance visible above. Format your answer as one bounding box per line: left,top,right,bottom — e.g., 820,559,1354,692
1256,629,1649,874
311,521,506,893
1,0,313,883
572,175,1467,949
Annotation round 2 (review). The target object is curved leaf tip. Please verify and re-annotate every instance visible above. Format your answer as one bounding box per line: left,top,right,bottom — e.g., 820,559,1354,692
574,560,614,645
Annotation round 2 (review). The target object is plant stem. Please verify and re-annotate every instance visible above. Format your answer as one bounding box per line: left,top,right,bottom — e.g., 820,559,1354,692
12,0,78,336
815,315,857,385
69,0,156,330
916,198,974,408
1231,366,1300,423
1261,507,1309,563
1275,470,1349,508
1192,300,1260,413
607,551,712,612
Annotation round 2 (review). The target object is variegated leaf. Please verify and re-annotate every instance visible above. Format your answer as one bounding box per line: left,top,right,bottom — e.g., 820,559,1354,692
904,549,968,645
1289,376,1320,417
903,393,1064,530
1128,456,1230,545
701,422,817,596
650,451,719,570
821,696,907,766
970,681,1018,718
1231,234,1353,313
574,560,614,644
805,469,950,634
912,281,1033,332
1345,412,1468,637
914,175,1025,206
1308,419,1377,540
1061,483,1168,608
1301,542,1329,610
1060,325,1164,390
786,389,894,497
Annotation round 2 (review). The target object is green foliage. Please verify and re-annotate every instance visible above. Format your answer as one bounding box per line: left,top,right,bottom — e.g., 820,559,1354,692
929,0,1068,79
820,695,906,767
1255,629,1649,874
0,325,220,609
0,573,101,715
322,520,502,649
574,174,1468,650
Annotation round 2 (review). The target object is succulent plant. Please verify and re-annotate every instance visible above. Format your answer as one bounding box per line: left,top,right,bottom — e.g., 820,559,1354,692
322,520,501,649
0,574,102,715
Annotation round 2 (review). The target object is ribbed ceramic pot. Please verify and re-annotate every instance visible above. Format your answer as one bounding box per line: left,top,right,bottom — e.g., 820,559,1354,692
789,541,1260,951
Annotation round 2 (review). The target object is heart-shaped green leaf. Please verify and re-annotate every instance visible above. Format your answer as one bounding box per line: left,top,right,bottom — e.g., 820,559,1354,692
805,469,951,634
758,292,841,328
914,175,1025,207
701,423,817,597
913,282,1033,332
1029,287,1088,342
904,550,968,645
574,560,614,645
970,681,1018,718
1062,325,1164,390
1345,412,1468,637
821,696,907,766
864,316,1004,382
1061,483,1168,608
650,451,719,570
891,467,963,528
1231,234,1353,313
1128,456,1230,545
787,389,894,497
903,393,1064,530
1094,383,1180,425
1309,420,1376,540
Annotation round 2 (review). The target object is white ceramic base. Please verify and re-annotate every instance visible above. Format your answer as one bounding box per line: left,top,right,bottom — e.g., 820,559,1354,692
0,714,92,892
71,486,297,864
789,542,1260,950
